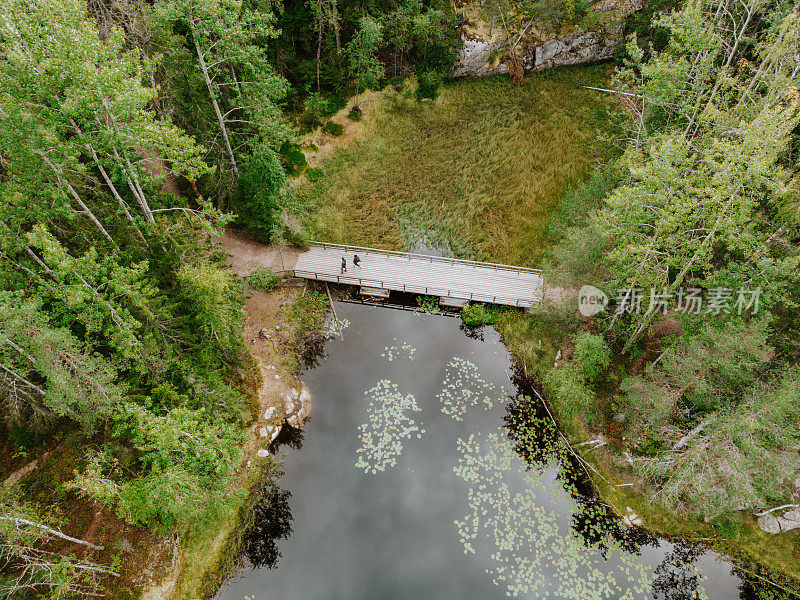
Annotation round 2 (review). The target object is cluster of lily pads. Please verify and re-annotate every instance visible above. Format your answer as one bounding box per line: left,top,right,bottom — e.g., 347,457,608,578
381,340,417,362
436,357,507,421
452,431,708,599
322,316,351,339
355,379,425,474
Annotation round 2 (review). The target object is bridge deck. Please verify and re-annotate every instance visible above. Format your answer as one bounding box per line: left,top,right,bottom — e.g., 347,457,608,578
293,242,543,308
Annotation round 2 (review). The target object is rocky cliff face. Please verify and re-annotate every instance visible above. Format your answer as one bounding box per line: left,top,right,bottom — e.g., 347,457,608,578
452,0,642,78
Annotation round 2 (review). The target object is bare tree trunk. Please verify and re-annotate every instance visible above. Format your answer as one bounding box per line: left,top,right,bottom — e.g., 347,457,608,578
0,517,105,550
0,362,46,396
37,154,117,248
95,101,158,225
316,16,324,91
190,21,239,176
71,122,149,247
125,156,155,223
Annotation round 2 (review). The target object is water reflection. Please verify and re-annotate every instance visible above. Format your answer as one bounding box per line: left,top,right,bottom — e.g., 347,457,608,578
269,423,305,453
651,541,708,600
217,304,753,600
244,487,294,570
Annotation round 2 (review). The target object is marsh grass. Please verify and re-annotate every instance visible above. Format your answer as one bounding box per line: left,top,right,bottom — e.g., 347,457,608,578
301,65,620,266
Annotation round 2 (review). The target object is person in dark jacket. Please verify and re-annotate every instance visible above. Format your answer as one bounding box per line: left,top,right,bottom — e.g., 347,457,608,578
353,254,361,268
341,257,347,273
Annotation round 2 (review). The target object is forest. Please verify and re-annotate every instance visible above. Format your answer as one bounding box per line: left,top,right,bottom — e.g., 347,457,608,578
0,0,799,596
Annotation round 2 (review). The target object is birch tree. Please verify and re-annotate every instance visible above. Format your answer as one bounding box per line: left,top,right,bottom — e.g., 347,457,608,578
154,0,290,177
0,0,211,246
346,16,385,94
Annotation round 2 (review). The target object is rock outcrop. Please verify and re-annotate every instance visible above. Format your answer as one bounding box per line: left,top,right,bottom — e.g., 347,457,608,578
757,508,800,534
452,0,641,78
284,383,312,429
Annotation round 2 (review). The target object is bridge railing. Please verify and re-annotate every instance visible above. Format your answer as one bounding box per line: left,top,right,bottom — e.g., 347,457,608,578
292,269,541,307
307,241,543,276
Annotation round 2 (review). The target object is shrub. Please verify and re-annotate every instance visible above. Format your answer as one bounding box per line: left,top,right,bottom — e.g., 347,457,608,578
574,332,611,384
306,167,324,182
248,266,281,291
461,303,494,326
415,295,439,313
461,303,507,326
415,69,444,100
279,141,307,175
298,110,322,133
298,92,347,133
347,106,362,121
323,121,344,136
231,145,286,239
543,366,597,420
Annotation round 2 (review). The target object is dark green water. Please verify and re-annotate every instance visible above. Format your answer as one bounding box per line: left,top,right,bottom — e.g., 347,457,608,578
216,303,750,600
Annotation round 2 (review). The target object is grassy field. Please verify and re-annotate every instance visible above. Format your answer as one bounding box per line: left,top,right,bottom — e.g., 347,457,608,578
301,65,619,266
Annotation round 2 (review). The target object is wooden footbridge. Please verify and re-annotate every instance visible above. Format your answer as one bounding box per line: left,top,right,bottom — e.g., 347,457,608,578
292,242,544,308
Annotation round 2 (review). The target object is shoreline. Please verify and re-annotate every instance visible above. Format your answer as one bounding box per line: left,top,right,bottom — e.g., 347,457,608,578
150,277,799,599
141,265,315,599
492,311,800,596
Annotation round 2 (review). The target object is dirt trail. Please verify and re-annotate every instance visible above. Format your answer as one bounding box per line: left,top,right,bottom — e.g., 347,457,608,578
219,230,301,276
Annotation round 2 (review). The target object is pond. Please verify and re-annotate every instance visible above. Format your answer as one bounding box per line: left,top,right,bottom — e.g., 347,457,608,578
216,302,751,600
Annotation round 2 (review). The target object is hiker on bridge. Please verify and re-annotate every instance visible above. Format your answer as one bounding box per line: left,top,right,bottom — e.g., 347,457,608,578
353,254,361,268
341,257,347,273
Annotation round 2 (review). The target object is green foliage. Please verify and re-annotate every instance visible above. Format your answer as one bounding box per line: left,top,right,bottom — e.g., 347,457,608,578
247,266,282,291
306,167,325,182
347,106,363,121
621,318,774,444
323,121,345,136
111,403,244,529
415,295,439,313
460,303,508,326
543,366,597,420
710,511,744,540
279,140,308,175
177,262,245,359
624,0,682,55
573,332,610,384
635,367,800,517
345,16,384,93
461,303,495,326
232,144,287,239
468,0,590,38
154,0,291,185
597,3,800,336
415,69,444,100
0,0,256,545
298,93,347,133
286,291,328,343
0,487,103,597
0,293,123,430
